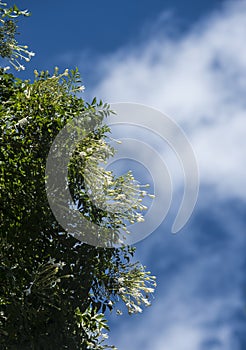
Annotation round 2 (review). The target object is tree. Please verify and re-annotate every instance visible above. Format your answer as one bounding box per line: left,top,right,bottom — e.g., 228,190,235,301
0,2,156,349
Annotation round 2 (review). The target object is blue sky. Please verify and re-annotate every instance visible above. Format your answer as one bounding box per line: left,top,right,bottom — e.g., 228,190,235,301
15,0,224,84
7,1,246,349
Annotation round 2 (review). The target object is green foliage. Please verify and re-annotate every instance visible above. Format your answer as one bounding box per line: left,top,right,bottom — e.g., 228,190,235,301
0,68,156,349
75,307,116,350
0,2,156,349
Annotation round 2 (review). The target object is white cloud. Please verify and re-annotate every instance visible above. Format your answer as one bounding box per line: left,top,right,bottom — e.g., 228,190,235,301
91,0,246,201
82,1,246,349
107,200,246,350
108,250,243,350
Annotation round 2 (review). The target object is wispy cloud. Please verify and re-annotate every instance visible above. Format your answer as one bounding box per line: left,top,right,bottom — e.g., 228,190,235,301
90,0,246,201
82,1,246,349
107,200,246,350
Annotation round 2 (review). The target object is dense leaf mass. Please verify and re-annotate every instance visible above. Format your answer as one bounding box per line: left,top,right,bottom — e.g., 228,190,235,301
0,68,156,349
0,2,156,348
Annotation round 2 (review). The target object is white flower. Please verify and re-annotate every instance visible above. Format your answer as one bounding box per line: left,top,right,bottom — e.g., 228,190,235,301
118,277,125,284
79,151,87,157
116,194,126,200
24,287,32,296
136,216,145,223
78,85,85,92
16,117,28,127
142,297,151,306
133,304,143,313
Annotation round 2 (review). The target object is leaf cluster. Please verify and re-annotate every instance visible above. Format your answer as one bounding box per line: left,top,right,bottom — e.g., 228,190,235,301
0,69,156,349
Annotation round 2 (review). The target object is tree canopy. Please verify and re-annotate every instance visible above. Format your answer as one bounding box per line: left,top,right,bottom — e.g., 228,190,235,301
0,2,156,349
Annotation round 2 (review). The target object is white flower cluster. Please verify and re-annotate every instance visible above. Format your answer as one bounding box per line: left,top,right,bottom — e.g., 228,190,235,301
24,258,66,296
115,263,156,315
81,137,155,242
8,44,35,71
